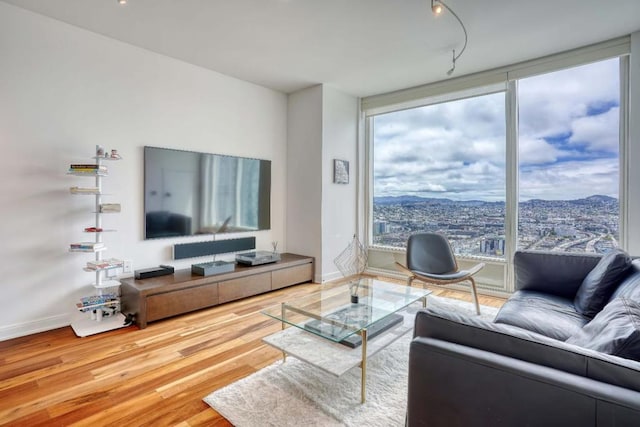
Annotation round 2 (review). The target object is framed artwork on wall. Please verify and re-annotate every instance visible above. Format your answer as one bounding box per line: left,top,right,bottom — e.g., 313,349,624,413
333,159,349,184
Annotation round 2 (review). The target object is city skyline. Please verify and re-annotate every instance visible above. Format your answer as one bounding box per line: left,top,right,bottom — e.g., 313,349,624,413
373,194,619,256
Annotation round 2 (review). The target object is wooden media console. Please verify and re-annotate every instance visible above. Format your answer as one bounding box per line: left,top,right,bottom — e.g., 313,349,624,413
120,253,314,328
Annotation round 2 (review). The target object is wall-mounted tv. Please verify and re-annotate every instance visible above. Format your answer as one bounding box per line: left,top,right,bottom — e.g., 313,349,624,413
144,146,271,239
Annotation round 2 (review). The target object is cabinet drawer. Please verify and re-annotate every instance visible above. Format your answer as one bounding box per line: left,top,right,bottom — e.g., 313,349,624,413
272,263,313,290
219,272,271,303
146,283,218,322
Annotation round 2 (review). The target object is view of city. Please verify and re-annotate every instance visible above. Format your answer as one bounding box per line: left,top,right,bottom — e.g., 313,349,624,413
372,195,619,258
371,59,621,259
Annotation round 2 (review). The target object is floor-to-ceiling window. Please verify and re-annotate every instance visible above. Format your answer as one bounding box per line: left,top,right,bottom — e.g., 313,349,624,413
518,59,620,253
372,92,507,258
364,47,628,292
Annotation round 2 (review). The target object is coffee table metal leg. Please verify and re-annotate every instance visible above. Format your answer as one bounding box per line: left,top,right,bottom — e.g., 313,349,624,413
360,328,368,403
281,303,287,362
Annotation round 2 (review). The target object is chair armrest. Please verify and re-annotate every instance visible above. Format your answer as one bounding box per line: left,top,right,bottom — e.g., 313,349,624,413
514,250,601,298
465,262,484,276
395,261,415,278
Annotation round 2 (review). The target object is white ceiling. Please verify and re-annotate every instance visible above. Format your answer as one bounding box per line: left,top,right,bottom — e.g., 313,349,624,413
3,0,640,97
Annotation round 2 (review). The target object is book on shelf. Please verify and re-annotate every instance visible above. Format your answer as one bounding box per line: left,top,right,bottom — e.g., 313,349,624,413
99,203,121,213
68,165,108,174
85,258,123,270
76,293,119,311
70,242,105,251
70,164,107,170
79,293,118,305
70,186,100,194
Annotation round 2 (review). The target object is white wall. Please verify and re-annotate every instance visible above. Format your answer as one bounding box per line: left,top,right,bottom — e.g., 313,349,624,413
321,87,359,281
0,3,287,340
286,86,323,280
286,85,359,282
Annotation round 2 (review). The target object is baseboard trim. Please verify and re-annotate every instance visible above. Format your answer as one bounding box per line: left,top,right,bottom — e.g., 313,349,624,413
319,271,343,283
0,313,70,342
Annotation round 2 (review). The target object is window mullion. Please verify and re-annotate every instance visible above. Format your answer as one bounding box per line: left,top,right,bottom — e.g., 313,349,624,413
505,80,519,293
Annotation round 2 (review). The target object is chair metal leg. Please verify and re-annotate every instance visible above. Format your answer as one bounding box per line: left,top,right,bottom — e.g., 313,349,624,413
469,278,481,315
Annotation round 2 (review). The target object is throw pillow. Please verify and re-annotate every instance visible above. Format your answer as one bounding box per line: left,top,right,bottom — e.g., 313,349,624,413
566,297,640,362
574,249,632,318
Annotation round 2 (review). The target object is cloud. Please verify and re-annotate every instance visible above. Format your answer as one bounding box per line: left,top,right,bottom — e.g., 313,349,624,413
518,58,619,138
519,158,619,200
372,58,620,202
569,107,619,152
519,136,564,164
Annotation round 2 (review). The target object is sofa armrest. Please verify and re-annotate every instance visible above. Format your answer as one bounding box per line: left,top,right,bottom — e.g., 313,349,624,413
514,250,601,298
415,308,640,392
407,337,640,427
414,308,590,376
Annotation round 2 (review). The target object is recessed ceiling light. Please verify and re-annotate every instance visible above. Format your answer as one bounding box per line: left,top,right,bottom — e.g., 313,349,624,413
118,0,127,5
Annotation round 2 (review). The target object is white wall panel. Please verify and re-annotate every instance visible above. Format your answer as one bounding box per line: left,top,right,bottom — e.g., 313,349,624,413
0,3,287,340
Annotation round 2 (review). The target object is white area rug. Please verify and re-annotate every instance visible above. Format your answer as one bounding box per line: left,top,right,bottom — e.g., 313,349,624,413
203,296,498,427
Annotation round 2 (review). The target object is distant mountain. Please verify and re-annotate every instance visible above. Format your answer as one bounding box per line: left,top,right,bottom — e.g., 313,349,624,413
373,195,433,204
374,195,617,206
522,195,617,206
374,196,488,206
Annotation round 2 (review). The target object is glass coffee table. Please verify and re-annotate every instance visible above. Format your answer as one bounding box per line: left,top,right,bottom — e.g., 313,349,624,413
261,278,430,403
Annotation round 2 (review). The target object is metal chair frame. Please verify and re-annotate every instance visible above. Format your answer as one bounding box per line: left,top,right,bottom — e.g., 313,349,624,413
396,233,484,315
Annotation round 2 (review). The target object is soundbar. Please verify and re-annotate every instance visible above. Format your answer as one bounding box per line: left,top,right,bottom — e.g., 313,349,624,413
174,237,256,260
135,265,175,280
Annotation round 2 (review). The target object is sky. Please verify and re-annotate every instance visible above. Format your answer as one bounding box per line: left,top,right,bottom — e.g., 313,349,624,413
373,58,620,202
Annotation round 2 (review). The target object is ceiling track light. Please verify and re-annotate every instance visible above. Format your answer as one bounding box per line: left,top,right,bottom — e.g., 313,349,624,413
431,0,468,76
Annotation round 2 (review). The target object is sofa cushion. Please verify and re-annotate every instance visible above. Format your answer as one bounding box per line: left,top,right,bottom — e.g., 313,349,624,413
610,260,640,303
514,251,601,298
567,298,640,362
494,290,588,341
574,249,632,318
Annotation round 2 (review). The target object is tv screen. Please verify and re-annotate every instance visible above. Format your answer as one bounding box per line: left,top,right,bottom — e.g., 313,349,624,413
144,146,271,239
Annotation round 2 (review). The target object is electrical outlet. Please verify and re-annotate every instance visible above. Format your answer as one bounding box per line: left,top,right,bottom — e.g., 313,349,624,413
123,260,133,273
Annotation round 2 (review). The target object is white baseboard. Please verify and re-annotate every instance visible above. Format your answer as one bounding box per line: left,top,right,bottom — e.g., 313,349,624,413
0,313,70,342
319,271,343,283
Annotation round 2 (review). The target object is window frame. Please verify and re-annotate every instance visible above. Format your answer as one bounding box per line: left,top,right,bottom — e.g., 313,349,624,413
362,46,630,293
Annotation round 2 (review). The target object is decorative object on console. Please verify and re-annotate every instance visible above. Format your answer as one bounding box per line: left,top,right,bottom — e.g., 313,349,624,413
191,260,235,276
235,250,281,266
134,265,175,280
68,145,127,337
334,234,368,303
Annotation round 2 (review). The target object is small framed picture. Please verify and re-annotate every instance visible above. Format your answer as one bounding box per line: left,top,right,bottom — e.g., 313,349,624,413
333,159,349,184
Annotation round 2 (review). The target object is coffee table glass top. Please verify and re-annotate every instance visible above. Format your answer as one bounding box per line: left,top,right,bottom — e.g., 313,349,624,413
261,278,430,342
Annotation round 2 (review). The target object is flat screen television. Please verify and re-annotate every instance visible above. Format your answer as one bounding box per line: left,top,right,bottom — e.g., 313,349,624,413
144,146,271,239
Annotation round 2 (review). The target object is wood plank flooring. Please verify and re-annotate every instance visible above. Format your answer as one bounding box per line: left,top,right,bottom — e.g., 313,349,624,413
0,277,505,426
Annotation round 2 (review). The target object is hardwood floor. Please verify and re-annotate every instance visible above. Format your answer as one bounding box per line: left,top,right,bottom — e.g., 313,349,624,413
0,277,505,426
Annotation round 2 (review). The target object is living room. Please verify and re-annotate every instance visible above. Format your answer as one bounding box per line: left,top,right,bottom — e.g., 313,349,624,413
2,0,640,425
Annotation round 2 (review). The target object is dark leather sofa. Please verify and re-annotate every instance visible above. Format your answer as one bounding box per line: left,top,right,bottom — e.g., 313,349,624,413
407,250,640,426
